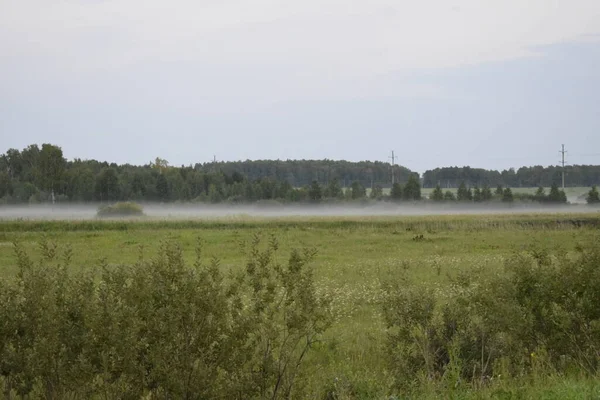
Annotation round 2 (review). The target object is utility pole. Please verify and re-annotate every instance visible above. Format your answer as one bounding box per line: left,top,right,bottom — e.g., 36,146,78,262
559,144,567,189
389,150,397,185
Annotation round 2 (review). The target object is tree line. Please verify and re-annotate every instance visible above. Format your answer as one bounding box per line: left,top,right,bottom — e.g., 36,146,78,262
0,143,598,204
0,144,418,204
423,165,600,188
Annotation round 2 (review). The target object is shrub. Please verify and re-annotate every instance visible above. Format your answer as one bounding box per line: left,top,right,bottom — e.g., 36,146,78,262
383,239,600,391
96,201,144,218
587,186,600,205
443,190,456,201
0,235,331,399
502,187,514,202
430,185,444,202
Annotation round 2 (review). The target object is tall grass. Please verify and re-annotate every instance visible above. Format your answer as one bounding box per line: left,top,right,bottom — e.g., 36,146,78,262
1,213,599,233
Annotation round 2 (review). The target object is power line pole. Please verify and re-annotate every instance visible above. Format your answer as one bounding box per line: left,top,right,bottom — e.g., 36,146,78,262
389,150,397,185
559,144,567,189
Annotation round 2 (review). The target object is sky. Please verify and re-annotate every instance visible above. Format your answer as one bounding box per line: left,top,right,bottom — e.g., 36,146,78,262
1,0,599,173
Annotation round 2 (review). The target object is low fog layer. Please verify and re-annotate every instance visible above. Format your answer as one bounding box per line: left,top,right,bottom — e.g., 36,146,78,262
0,203,597,221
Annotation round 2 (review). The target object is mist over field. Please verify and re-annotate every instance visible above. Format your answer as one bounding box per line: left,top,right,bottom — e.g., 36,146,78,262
0,202,596,220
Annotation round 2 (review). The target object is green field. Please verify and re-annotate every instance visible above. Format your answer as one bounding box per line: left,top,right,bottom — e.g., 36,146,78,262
1,213,599,399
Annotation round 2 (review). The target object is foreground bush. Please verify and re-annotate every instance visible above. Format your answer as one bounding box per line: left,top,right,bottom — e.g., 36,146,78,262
383,239,600,392
96,201,144,218
0,236,331,399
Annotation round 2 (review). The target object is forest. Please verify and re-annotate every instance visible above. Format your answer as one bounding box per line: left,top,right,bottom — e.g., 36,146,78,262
422,165,600,188
0,143,599,204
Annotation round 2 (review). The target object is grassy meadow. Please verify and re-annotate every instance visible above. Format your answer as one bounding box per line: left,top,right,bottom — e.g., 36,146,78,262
1,213,599,398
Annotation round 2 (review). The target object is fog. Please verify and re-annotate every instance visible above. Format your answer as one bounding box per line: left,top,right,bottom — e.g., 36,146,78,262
0,203,597,221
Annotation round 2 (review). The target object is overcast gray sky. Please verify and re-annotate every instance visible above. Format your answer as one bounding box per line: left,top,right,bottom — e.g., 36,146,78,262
1,0,599,173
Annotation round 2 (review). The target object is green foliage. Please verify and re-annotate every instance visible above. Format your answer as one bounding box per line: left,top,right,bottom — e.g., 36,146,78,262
495,185,504,196
324,178,343,199
155,173,170,201
403,174,421,201
9,182,39,204
0,235,331,398
0,172,12,198
96,202,145,218
0,214,599,398
473,186,482,202
37,144,65,192
3,142,599,206
308,180,323,202
1,143,423,204
548,182,567,204
457,181,473,201
423,164,600,188
369,184,383,200
65,166,95,201
534,186,547,203
430,185,444,202
443,190,456,201
95,167,120,202
350,181,366,199
502,187,514,202
383,240,600,391
481,185,493,201
587,186,600,204
390,183,403,201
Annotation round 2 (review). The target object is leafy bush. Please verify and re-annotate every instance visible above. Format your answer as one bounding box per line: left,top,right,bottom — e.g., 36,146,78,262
0,235,331,399
96,201,144,218
587,186,600,205
383,239,600,391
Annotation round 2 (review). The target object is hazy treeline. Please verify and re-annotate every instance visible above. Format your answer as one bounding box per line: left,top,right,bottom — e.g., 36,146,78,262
0,143,597,204
0,144,416,204
423,165,600,188
201,159,414,188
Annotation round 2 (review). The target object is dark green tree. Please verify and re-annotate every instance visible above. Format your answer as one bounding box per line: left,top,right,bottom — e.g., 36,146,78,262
351,181,366,200
390,183,403,201
37,144,66,194
495,185,504,196
473,186,482,202
502,187,514,203
403,175,421,201
13,182,39,202
587,186,600,204
430,185,444,202
96,167,120,202
547,182,566,204
308,180,322,202
4,148,23,179
208,183,222,203
66,167,95,201
324,178,342,198
481,185,493,201
457,182,472,201
444,190,456,201
0,171,12,198
534,186,546,203
20,144,41,183
559,190,567,204
370,185,383,200
156,173,170,202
